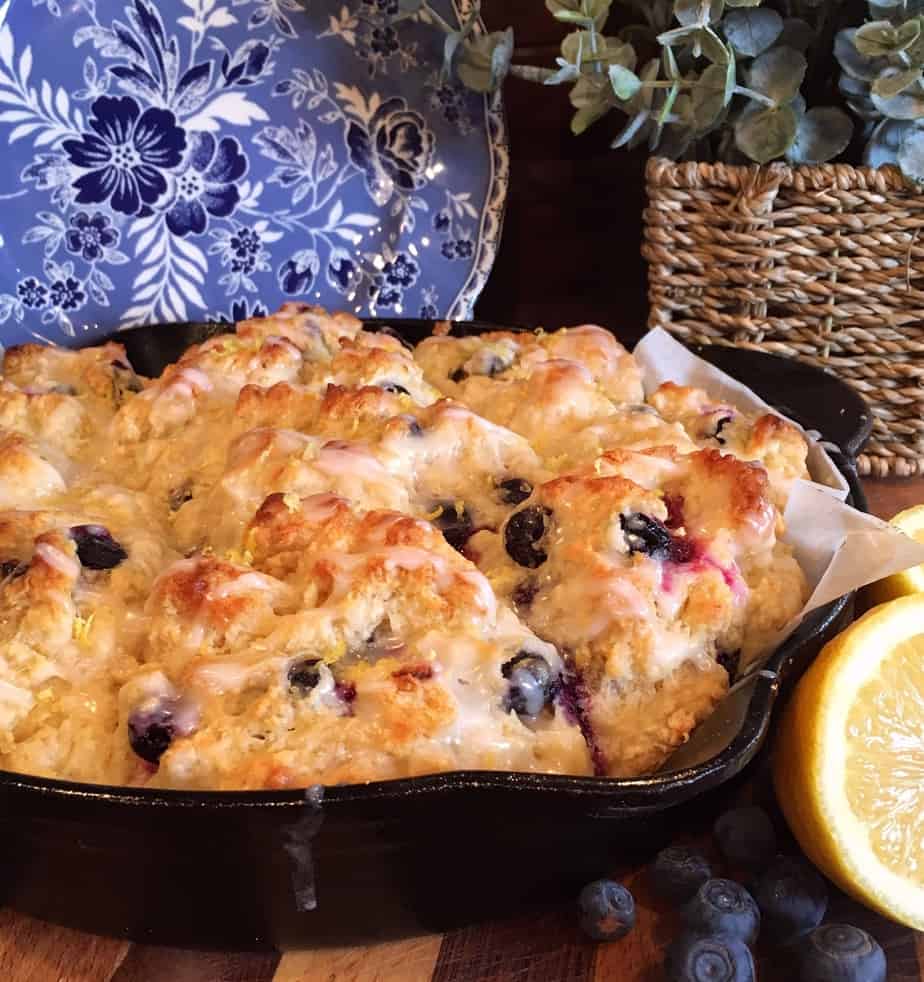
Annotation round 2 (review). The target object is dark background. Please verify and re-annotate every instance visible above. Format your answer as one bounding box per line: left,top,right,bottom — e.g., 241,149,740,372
474,3,650,346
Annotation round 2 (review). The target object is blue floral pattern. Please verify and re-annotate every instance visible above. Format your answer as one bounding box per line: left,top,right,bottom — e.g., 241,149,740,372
0,0,508,345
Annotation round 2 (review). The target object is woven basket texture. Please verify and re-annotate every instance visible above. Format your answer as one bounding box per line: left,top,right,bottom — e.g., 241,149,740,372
643,156,924,478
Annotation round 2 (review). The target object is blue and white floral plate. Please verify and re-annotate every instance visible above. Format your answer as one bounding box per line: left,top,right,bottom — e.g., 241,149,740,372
0,0,507,346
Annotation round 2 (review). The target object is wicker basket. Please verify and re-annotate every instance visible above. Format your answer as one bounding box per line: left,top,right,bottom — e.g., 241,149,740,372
643,156,924,478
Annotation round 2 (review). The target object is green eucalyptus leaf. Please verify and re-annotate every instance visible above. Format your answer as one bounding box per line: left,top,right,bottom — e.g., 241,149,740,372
786,106,853,163
656,122,696,158
657,24,699,46
871,77,924,118
674,0,724,27
569,73,608,109
553,9,594,25
612,109,651,147
627,57,661,111
864,116,909,166
725,0,761,6
748,45,807,104
872,66,923,99
543,58,581,85
698,24,730,63
735,103,798,162
692,62,727,130
854,20,902,56
456,29,514,93
561,29,588,63
834,28,891,81
571,102,610,134
790,91,806,116
898,125,924,181
723,8,784,58
609,63,642,99
778,18,815,52
895,17,922,50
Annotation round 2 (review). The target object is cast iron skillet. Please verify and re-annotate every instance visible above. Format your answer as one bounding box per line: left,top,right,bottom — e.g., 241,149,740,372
0,319,871,950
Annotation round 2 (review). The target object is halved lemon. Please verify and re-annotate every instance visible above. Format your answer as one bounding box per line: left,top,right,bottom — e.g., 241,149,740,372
774,594,924,930
865,504,924,606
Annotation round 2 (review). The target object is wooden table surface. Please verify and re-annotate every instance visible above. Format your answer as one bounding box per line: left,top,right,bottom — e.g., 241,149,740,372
5,5,923,979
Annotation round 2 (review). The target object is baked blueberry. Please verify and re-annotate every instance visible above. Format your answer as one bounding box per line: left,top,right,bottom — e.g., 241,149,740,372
406,418,424,437
288,658,322,694
70,525,128,570
432,501,474,551
501,651,556,716
716,649,741,683
449,366,467,383
512,578,539,609
752,856,828,944
504,505,551,568
577,879,636,941
381,381,410,396
497,477,533,506
712,416,734,445
621,512,673,559
682,879,760,945
713,806,777,870
651,845,714,904
665,932,755,982
128,704,176,764
0,560,27,580
794,924,886,982
664,494,685,529
168,482,193,512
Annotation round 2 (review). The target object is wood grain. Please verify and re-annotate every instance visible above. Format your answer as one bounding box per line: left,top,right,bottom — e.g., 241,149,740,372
275,936,441,982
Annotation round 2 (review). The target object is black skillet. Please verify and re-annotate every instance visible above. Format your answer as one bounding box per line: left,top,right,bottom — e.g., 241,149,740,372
0,319,871,950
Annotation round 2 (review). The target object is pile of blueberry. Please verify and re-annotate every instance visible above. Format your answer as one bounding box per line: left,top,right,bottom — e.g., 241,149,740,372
577,805,887,982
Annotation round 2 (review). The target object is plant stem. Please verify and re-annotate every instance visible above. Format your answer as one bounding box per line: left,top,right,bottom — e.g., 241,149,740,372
421,1,456,36
508,64,556,82
734,85,777,108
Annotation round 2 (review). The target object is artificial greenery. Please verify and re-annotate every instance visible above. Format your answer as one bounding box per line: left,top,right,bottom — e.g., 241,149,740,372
834,1,924,181
400,0,855,166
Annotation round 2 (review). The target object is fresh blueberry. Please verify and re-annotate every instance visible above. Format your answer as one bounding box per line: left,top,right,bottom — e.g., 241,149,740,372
665,932,755,982
752,856,828,944
381,381,410,396
497,477,533,506
512,578,538,609
713,806,777,870
621,512,673,559
712,416,734,445
288,658,322,694
794,924,886,982
504,505,551,568
449,366,467,383
168,482,193,512
577,879,636,942
128,704,176,764
0,560,27,580
70,524,128,570
432,501,474,551
651,845,714,904
501,651,555,717
682,879,760,945
716,649,741,682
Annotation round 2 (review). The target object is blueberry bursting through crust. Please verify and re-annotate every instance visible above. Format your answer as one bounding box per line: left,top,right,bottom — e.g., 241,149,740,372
501,650,558,717
69,525,128,570
504,505,551,568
